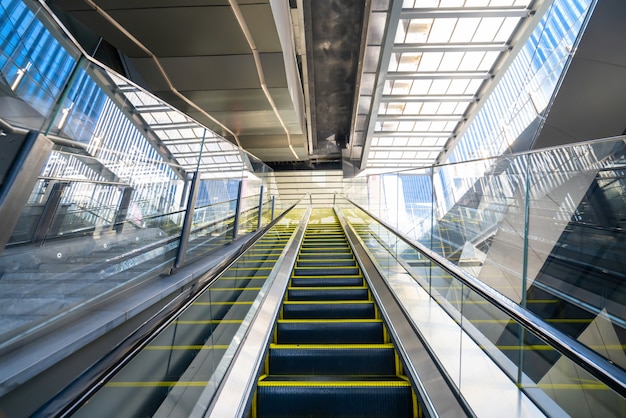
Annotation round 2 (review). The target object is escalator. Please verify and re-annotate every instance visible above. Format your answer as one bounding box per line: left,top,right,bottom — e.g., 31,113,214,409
61,220,298,417
32,208,422,417
250,210,418,417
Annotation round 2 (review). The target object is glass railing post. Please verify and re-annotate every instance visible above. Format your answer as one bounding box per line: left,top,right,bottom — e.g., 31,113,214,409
232,180,243,239
257,185,264,230
113,187,134,234
271,196,275,221
32,181,68,243
0,130,53,253
174,171,200,269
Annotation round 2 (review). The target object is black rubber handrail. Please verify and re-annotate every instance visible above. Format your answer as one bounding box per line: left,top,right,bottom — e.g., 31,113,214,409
339,196,626,398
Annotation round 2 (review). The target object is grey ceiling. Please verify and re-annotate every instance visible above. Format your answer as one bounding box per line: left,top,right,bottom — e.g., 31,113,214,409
48,0,365,165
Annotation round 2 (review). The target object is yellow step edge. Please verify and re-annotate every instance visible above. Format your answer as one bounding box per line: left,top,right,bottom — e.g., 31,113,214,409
256,380,411,388
287,286,367,290
283,300,371,305
291,275,363,279
269,343,394,349
277,319,382,324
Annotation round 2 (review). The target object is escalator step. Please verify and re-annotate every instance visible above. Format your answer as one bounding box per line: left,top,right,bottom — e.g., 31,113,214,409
256,377,413,418
290,276,363,287
298,252,354,260
293,266,360,276
269,345,396,375
276,320,383,344
287,287,369,301
296,260,356,268
299,248,351,254
282,302,375,319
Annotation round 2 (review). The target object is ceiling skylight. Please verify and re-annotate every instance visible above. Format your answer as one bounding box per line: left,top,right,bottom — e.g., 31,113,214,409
352,0,536,170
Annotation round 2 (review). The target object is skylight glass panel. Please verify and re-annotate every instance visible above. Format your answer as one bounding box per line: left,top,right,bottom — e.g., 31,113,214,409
421,102,440,114
479,50,501,70
448,79,471,94
459,51,486,71
392,137,409,146
405,20,432,43
439,51,464,71
392,80,412,95
430,79,451,94
428,19,456,43
495,17,522,42
399,121,416,131
440,0,466,6
438,102,462,114
418,52,443,71
410,80,432,94
404,103,423,114
397,53,422,71
378,137,394,146
451,18,480,43
473,17,505,42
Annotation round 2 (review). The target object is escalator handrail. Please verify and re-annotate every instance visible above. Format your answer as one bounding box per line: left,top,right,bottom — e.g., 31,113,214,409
339,196,626,398
33,195,309,417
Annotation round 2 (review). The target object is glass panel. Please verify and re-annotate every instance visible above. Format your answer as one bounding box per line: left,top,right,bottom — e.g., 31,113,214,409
71,206,306,417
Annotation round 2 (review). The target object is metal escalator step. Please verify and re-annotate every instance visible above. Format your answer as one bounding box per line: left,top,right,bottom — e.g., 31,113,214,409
276,320,383,344
287,287,369,301
282,301,375,319
293,266,360,276
268,344,396,375
290,276,363,287
298,247,350,254
297,252,354,260
296,260,356,267
256,376,414,418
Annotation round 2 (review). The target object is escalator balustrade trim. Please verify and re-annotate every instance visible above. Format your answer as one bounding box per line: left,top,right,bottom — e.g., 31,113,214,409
251,209,419,417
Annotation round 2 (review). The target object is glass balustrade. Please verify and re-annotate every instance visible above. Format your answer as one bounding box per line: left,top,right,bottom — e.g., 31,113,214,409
336,197,626,417
0,0,282,354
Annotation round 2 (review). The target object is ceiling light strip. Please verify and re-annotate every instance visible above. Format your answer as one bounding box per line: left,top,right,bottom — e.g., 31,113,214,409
229,0,299,160
83,0,242,148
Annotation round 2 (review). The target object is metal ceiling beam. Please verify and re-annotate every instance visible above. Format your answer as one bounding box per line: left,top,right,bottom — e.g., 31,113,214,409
373,131,454,137
393,42,510,53
386,71,492,80
380,94,476,102
369,146,442,152
400,6,533,19
376,115,463,121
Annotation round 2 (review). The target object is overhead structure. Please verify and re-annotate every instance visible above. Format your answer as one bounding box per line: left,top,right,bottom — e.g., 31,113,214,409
349,0,547,171
48,0,547,172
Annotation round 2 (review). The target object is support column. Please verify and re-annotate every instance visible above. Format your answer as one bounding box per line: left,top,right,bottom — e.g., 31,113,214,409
174,171,200,269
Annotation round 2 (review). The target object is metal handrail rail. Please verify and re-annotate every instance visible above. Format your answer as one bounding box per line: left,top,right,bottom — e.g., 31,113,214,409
33,194,309,417
339,196,626,398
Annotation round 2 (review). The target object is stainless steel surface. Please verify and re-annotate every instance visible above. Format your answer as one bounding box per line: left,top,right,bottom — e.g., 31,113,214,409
335,207,470,418
200,207,310,418
336,205,549,417
343,197,626,399
0,131,53,252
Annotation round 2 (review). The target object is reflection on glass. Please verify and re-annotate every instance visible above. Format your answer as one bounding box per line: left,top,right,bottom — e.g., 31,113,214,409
72,208,305,417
